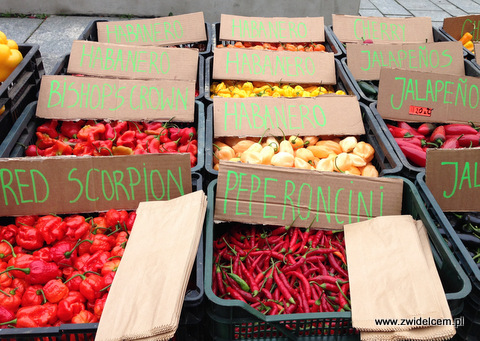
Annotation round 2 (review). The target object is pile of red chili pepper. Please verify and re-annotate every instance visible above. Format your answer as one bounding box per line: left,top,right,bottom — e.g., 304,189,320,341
212,223,350,315
24,118,198,167
0,209,135,328
387,121,480,167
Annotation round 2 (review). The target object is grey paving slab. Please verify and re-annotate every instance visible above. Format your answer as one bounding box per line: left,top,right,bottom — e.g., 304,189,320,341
360,0,377,10
368,0,411,15
408,10,452,23
396,0,441,11
447,0,480,13
0,17,43,44
25,15,120,74
434,1,468,17
359,9,384,17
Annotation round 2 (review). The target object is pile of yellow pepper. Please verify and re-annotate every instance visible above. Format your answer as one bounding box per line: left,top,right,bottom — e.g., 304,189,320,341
213,134,378,177
0,30,23,82
459,31,475,53
211,81,346,98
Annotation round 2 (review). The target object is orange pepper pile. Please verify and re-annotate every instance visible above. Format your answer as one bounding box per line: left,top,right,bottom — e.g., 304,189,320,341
459,31,475,53
216,41,326,52
213,134,378,177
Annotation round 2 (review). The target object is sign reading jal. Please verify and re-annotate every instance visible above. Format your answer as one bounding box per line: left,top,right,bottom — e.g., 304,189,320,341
215,161,404,230
332,15,433,43
426,148,480,212
213,48,336,84
96,12,207,46
213,96,365,137
0,154,192,217
377,68,480,125
36,75,196,122
219,14,325,43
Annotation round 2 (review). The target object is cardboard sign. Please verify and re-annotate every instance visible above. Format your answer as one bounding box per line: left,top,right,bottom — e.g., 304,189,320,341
213,48,336,84
213,95,365,137
219,14,325,43
443,15,480,41
215,161,403,229
96,12,207,46
346,41,465,80
476,43,480,64
68,41,198,81
36,75,195,122
332,15,433,44
426,148,480,212
376,68,480,124
0,154,192,217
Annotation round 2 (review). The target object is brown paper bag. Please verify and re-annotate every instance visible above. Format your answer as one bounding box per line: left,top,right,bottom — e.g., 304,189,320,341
95,190,207,341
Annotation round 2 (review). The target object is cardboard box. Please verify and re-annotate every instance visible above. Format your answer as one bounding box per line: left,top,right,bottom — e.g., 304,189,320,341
376,68,480,125
0,153,192,217
332,15,433,44
219,14,325,43
426,148,480,212
346,41,464,80
96,12,207,46
443,15,480,41
214,161,403,229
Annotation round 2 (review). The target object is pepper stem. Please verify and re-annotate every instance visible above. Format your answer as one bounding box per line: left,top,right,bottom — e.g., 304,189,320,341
0,318,17,326
1,239,16,258
64,239,93,258
36,288,47,305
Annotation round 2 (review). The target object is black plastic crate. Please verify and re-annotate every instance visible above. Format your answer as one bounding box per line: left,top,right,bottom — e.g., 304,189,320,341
212,22,344,59
333,27,466,105
370,59,480,181
0,172,204,341
437,27,475,61
204,100,402,180
78,18,213,56
204,176,471,340
0,99,205,173
416,172,480,310
0,44,44,145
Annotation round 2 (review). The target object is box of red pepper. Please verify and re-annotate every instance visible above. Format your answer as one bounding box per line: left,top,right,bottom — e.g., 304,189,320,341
0,99,206,173
0,44,44,146
0,172,204,340
203,176,471,340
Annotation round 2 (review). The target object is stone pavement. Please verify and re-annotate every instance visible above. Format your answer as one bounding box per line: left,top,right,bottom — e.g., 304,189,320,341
0,0,479,74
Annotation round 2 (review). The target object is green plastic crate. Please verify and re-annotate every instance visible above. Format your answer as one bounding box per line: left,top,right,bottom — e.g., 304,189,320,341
204,176,471,340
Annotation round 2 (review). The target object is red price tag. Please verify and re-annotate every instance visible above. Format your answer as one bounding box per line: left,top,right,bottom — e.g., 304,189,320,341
409,105,433,117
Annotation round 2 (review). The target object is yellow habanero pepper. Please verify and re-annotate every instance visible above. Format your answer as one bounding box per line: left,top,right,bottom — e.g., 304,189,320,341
349,154,367,168
339,136,358,153
232,139,256,156
460,31,473,45
333,153,352,173
361,164,379,177
307,145,332,159
353,141,375,163
288,135,304,150
262,136,279,153
303,136,319,147
260,145,275,165
316,140,343,155
294,157,314,170
345,166,361,176
464,41,474,52
242,151,263,164
295,148,315,163
213,144,235,165
316,153,336,172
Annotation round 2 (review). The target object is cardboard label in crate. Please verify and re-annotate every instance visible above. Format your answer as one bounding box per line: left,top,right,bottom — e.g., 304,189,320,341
426,148,480,212
36,75,196,122
0,154,192,217
68,40,198,81
96,12,207,46
346,41,464,80
215,161,403,229
377,68,480,125
213,95,365,137
443,15,480,41
213,48,335,84
332,15,433,43
219,14,325,43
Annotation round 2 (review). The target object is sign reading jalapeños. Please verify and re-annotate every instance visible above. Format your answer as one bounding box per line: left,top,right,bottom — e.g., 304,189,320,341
219,14,325,43
426,148,480,212
215,161,403,229
377,68,480,125
0,154,192,217
96,12,207,46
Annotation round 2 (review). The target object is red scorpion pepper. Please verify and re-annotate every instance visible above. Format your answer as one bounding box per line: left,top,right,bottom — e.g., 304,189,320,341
37,120,59,138
77,123,106,142
71,310,99,323
57,291,86,322
43,279,69,303
43,140,73,156
0,225,18,245
21,285,46,307
60,120,85,138
16,225,44,250
16,303,58,328
0,305,16,326
35,215,66,245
